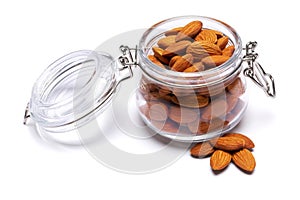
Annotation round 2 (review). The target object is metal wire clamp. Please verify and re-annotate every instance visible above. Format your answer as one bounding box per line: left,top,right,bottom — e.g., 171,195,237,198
241,41,276,97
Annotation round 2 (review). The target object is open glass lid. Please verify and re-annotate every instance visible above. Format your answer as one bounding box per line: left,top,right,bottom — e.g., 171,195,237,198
25,50,121,135
23,27,144,145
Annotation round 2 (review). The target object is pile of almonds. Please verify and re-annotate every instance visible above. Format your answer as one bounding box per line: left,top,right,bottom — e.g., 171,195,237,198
139,71,245,135
190,132,256,173
139,20,245,136
148,20,235,72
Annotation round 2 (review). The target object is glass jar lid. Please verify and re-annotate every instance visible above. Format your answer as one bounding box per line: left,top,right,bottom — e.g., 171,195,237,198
28,50,117,134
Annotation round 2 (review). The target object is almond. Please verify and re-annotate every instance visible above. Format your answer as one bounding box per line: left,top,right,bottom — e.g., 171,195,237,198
157,35,176,49
192,62,205,71
163,40,192,57
169,55,180,68
183,66,199,73
226,78,245,97
226,94,239,113
146,83,159,93
152,47,169,64
171,94,209,108
158,85,172,97
195,29,218,44
147,55,165,69
232,149,256,173
188,118,228,134
149,103,169,121
160,94,173,102
171,54,193,72
182,62,205,72
168,105,198,124
187,121,209,134
201,99,227,121
210,30,224,38
224,133,255,149
213,136,245,151
222,45,235,57
152,119,179,132
143,101,169,122
187,40,222,59
172,88,196,97
165,27,183,36
207,118,228,132
201,55,230,68
176,20,203,41
210,150,231,171
217,36,229,50
190,142,215,158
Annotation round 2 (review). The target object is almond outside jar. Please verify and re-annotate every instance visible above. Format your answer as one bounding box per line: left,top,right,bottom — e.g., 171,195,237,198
136,16,275,142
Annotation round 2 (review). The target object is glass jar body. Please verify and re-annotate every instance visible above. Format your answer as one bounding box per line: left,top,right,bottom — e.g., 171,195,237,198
137,16,247,142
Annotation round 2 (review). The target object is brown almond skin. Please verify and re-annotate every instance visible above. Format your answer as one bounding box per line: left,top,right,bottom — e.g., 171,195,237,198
148,102,169,121
190,142,215,158
188,118,228,134
187,40,222,57
158,85,172,97
210,30,224,38
171,94,209,108
141,101,169,121
182,61,206,73
168,105,198,124
201,99,228,121
217,36,229,50
193,62,205,71
171,54,193,72
184,66,199,73
157,35,176,49
201,55,230,68
169,55,180,68
226,94,239,113
163,40,192,57
224,133,255,149
222,45,235,57
152,47,169,64
210,150,231,171
226,78,245,97
212,136,245,151
195,29,218,44
176,20,203,41
152,119,179,132
232,148,256,173
187,121,209,134
148,55,165,69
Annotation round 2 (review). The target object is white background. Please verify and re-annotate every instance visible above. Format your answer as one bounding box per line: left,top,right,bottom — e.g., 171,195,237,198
0,0,299,199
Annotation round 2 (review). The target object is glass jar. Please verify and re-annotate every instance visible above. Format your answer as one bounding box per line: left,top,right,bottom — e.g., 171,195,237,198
24,15,275,144
137,16,246,142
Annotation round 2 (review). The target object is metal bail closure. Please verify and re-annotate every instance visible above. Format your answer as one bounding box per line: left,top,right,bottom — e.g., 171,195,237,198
241,41,276,97
117,45,139,84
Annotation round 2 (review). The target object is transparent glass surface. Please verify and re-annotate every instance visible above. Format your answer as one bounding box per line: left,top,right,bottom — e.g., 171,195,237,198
29,50,117,135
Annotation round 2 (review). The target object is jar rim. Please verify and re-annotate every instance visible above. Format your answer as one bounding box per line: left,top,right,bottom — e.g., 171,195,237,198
138,15,243,87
